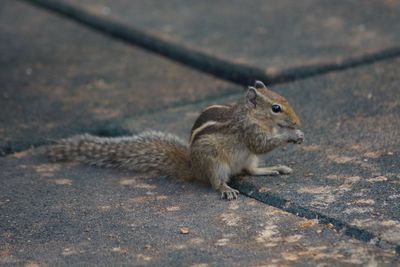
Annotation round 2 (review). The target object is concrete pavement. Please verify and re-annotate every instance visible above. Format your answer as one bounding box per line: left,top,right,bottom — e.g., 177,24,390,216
1,0,400,265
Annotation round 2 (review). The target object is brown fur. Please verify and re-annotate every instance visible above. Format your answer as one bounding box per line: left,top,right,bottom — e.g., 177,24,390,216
48,132,192,181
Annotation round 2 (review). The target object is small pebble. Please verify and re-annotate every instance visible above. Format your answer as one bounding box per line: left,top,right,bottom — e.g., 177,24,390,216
303,172,314,177
180,227,190,234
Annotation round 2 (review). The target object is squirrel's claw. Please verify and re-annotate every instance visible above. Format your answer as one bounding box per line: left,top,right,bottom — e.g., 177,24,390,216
274,165,293,174
294,129,304,144
220,185,239,200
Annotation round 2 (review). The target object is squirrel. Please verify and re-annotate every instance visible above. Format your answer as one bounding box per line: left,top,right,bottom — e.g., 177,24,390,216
48,81,304,200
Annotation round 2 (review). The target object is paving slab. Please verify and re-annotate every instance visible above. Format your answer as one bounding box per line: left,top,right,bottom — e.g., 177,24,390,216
0,0,236,155
0,149,398,266
123,57,400,253
64,0,400,71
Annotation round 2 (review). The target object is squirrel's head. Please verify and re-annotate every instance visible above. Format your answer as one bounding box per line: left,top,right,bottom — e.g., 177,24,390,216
244,81,301,129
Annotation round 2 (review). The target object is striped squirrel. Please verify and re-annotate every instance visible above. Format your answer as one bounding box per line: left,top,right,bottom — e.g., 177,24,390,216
48,81,304,200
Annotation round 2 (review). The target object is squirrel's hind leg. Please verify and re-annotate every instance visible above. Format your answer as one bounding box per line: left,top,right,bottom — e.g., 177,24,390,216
245,155,292,176
249,165,292,175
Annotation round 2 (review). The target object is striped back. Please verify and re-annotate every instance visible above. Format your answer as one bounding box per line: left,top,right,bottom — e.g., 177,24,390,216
189,105,233,145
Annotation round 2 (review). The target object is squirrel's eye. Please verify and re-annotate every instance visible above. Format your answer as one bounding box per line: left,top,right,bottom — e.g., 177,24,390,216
271,104,282,113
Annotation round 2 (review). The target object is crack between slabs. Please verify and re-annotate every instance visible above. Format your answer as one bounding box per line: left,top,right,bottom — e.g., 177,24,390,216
230,179,400,255
20,0,400,87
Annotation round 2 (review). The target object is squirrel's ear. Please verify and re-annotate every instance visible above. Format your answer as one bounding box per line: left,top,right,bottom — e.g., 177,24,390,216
254,80,267,89
246,86,258,108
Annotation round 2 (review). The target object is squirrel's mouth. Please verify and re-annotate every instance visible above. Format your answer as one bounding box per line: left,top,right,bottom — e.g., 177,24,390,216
278,122,297,130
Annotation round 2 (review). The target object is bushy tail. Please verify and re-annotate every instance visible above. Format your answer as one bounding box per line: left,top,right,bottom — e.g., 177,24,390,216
47,131,192,181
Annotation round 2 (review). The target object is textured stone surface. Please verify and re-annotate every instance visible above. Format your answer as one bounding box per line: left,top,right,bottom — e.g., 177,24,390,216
65,0,400,70
125,58,400,252
0,150,397,266
0,0,236,154
2,0,400,265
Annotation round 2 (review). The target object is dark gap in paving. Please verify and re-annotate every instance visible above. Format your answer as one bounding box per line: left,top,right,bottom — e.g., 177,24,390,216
21,0,400,87
2,153,397,265
0,0,237,157
230,179,400,255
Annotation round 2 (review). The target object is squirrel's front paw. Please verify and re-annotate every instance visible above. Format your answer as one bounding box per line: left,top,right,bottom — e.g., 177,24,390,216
288,129,304,144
